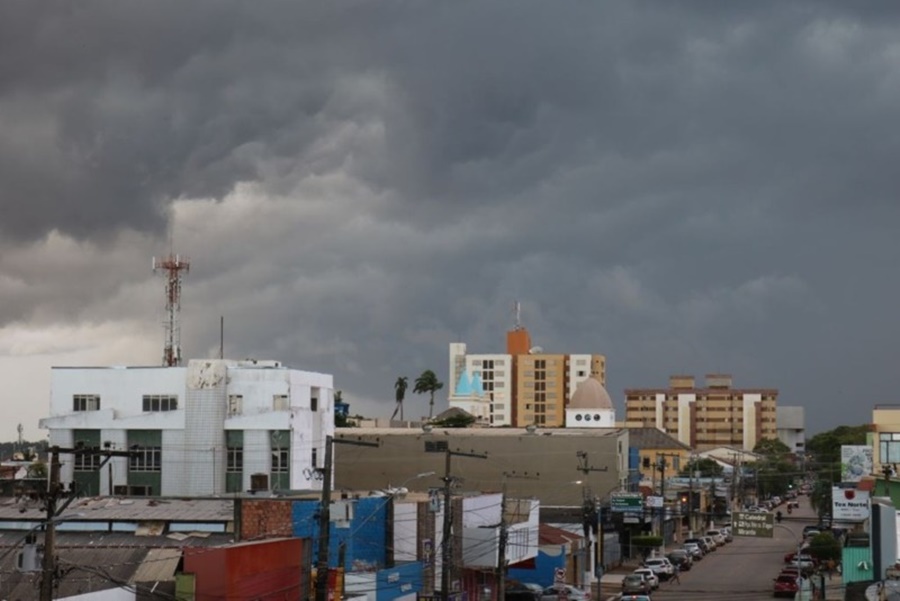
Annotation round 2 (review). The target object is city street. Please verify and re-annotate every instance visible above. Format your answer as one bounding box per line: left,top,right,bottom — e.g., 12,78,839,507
638,501,827,600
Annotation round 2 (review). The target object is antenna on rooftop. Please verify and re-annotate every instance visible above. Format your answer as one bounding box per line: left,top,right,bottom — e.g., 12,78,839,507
513,301,523,330
153,232,190,367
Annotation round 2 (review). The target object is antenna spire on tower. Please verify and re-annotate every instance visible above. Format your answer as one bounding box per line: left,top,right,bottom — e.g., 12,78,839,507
153,251,190,367
513,301,522,331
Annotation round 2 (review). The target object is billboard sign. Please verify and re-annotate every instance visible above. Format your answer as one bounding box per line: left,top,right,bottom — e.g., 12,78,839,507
841,445,873,482
832,487,870,522
733,511,774,538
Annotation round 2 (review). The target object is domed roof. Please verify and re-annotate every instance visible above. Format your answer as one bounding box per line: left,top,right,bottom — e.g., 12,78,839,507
569,377,613,410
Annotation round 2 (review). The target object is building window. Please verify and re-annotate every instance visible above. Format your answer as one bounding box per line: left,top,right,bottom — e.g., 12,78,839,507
271,448,289,473
227,447,243,473
311,388,320,412
228,395,243,416
129,447,162,472
271,430,290,474
226,430,243,473
142,395,178,412
880,433,900,463
273,395,290,411
311,447,318,468
73,395,100,412
577,370,586,377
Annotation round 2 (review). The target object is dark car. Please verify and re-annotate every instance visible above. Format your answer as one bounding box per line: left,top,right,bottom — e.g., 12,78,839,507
667,549,693,571
504,581,541,601
621,574,651,595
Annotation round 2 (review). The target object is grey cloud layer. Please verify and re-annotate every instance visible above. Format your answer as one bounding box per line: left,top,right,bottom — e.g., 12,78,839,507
2,1,899,435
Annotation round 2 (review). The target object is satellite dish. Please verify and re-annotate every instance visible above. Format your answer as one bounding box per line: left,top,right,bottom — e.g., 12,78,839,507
529,346,543,354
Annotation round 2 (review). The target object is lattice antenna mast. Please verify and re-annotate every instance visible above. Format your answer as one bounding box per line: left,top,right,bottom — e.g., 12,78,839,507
513,301,522,331
152,252,190,367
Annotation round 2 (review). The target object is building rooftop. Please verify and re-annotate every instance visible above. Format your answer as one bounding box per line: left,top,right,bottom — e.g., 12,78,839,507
0,496,234,523
569,377,613,410
337,427,625,438
627,427,691,451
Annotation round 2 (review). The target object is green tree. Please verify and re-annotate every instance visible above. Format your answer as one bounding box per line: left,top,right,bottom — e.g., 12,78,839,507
27,460,47,479
806,425,869,466
431,413,476,428
754,438,792,457
414,370,444,420
807,532,841,563
809,479,833,519
391,376,408,421
679,457,724,478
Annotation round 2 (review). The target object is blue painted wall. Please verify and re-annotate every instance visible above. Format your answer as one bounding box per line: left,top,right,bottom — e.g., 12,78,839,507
292,497,389,570
507,546,567,588
376,561,424,601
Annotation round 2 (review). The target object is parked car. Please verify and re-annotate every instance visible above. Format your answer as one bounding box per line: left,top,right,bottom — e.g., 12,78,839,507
620,596,652,601
540,585,589,601
505,581,542,601
644,557,674,580
667,549,693,571
706,529,726,545
632,567,659,590
773,574,799,598
683,542,704,560
685,537,711,554
621,574,651,595
701,535,718,551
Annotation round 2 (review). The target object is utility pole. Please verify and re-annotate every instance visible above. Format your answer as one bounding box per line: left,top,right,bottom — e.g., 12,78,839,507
575,451,608,583
316,435,380,601
688,455,695,538
497,471,539,601
654,453,681,546
40,444,138,601
440,448,488,601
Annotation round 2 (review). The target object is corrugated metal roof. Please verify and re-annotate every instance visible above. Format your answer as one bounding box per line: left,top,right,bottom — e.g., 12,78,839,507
0,495,234,523
131,547,182,583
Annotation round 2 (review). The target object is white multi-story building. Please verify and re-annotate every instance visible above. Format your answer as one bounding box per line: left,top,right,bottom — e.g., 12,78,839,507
776,406,806,455
39,358,333,497
448,343,513,425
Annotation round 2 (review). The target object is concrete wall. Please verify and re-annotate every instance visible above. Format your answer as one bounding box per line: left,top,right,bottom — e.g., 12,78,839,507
334,428,627,507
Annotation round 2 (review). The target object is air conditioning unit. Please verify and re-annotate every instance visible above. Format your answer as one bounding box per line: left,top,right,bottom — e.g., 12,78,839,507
251,473,269,492
17,544,42,572
332,500,355,523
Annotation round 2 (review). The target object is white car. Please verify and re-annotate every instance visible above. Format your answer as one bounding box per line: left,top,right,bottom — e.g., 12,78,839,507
643,557,674,579
706,529,726,545
632,567,659,590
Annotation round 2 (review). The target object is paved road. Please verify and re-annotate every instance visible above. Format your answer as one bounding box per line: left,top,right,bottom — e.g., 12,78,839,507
643,501,817,600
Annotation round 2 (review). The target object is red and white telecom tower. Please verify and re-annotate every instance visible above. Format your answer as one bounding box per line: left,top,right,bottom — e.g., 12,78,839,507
152,253,190,367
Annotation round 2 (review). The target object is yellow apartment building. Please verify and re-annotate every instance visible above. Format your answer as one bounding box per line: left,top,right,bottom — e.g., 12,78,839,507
624,374,778,451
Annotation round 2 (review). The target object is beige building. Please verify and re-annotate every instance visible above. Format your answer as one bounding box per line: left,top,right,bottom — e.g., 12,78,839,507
872,405,900,467
624,374,778,451
333,427,629,507
449,324,606,428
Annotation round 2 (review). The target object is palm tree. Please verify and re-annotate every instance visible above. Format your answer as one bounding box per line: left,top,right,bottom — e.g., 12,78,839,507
392,376,408,421
414,370,444,420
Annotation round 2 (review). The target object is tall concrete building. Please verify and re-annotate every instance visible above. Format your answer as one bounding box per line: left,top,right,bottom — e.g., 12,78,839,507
624,374,778,451
448,325,606,427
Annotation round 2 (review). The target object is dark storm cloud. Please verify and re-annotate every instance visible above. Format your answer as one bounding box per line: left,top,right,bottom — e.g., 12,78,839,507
3,1,900,436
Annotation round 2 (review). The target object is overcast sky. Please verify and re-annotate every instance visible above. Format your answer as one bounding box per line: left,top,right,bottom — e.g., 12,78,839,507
1,1,898,441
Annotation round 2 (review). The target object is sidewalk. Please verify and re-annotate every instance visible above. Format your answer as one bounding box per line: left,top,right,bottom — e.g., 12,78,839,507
594,559,643,600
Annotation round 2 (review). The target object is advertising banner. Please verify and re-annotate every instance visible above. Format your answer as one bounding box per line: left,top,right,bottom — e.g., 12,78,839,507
841,445,873,482
832,487,870,522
